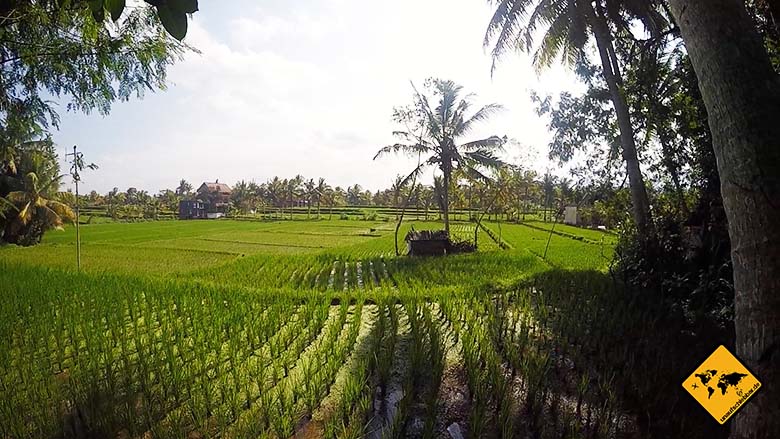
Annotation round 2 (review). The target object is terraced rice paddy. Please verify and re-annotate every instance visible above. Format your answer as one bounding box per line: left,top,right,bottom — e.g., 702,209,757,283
1,218,623,438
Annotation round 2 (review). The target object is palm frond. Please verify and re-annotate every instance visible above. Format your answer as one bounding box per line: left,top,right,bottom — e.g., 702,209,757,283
486,0,596,75
523,0,560,54
611,0,668,36
398,162,430,189
46,200,76,223
5,191,28,204
374,143,432,160
461,165,496,184
457,103,505,135
410,81,442,142
434,80,462,134
392,131,434,147
17,202,33,225
485,0,537,68
533,3,581,70
463,149,508,170
40,206,65,229
460,135,508,152
0,197,18,219
425,155,443,167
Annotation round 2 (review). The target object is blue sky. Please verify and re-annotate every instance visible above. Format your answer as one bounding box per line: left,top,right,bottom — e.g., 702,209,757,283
56,0,581,194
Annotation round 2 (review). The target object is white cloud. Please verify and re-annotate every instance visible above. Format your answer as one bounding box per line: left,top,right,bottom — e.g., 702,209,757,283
56,0,583,194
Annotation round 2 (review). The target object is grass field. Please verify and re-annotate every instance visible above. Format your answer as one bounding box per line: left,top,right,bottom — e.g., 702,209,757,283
0,218,631,438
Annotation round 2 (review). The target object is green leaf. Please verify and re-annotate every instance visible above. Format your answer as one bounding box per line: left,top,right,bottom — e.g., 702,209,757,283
106,0,126,21
171,0,199,14
88,0,105,22
156,5,188,41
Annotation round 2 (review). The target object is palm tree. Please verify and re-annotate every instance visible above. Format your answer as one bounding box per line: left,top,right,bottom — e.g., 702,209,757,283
304,178,316,219
389,175,407,219
322,188,337,220
541,173,558,221
419,186,435,220
175,179,192,198
157,189,178,212
106,187,121,219
484,0,663,238
266,177,284,218
374,79,507,233
432,176,447,221
247,181,262,215
347,184,363,206
667,1,780,435
2,172,74,245
285,175,303,219
0,197,17,222
231,180,251,214
314,178,329,218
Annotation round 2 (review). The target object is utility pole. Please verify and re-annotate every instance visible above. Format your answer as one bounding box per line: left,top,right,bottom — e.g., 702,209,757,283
66,145,97,271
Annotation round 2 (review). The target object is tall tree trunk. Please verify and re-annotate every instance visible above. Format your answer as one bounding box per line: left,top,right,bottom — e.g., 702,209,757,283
668,1,780,437
589,5,654,237
523,186,528,221
443,169,451,234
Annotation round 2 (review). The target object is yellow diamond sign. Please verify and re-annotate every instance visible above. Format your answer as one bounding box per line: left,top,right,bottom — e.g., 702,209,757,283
682,345,761,424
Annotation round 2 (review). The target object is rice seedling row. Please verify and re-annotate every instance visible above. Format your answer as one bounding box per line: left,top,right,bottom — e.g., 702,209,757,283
224,299,364,438
440,298,514,438
134,302,326,438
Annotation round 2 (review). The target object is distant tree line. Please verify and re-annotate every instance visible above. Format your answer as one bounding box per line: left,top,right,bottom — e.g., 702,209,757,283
60,168,607,224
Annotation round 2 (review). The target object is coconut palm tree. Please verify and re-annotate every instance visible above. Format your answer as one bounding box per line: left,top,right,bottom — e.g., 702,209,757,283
284,175,303,219
2,172,74,245
266,177,284,218
231,180,252,214
322,187,337,220
484,0,665,238
175,179,193,198
247,181,262,215
106,187,122,219
303,178,316,218
374,79,507,233
347,184,363,206
156,189,178,212
389,175,408,219
314,177,330,218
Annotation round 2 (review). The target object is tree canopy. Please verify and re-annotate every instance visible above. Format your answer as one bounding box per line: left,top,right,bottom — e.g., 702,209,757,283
0,1,190,158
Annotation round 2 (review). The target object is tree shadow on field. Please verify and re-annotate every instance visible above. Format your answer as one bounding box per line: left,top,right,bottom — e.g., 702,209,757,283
53,366,160,439
520,268,733,439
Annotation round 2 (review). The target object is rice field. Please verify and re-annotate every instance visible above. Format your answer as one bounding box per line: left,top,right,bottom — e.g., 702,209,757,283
0,218,630,438
494,222,615,271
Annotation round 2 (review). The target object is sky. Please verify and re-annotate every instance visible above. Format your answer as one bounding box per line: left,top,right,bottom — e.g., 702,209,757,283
56,0,582,194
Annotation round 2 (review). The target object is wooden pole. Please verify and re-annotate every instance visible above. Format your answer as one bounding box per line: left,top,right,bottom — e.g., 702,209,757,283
65,145,83,270
75,175,80,270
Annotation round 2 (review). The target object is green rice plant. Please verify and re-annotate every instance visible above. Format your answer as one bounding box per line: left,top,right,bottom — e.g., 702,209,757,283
421,305,445,439
497,222,613,271
0,216,632,438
